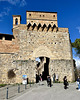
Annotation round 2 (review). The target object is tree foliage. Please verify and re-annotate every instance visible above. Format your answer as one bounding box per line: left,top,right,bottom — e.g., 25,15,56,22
72,39,80,57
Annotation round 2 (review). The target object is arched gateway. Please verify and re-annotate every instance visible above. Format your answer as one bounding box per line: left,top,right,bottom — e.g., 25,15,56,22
0,11,75,84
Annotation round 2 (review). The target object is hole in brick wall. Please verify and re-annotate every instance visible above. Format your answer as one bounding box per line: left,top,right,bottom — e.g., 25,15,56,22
43,15,45,17
53,15,55,17
29,14,31,16
40,15,41,17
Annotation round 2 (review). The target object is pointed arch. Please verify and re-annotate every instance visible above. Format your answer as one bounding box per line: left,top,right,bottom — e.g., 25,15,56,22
53,24,56,28
47,24,52,31
37,23,42,30
33,23,37,30
27,23,31,29
32,45,53,59
33,23,36,28
27,23,31,27
42,24,47,31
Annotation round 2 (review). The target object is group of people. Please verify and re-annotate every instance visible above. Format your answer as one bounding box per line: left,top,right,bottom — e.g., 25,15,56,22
36,73,80,91
47,75,69,89
53,73,69,89
36,73,69,89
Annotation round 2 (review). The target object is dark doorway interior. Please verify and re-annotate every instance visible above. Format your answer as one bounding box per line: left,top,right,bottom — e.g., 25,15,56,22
36,57,50,80
42,57,50,80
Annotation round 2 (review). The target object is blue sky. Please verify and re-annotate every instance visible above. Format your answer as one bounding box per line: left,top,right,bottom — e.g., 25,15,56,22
0,0,80,67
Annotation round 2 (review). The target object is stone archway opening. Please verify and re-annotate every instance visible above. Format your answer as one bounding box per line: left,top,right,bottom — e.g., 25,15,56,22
36,57,50,80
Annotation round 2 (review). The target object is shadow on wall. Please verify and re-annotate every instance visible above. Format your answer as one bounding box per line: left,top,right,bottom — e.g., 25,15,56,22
7,69,16,79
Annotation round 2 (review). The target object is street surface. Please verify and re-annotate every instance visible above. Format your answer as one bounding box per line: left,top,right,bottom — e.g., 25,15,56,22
13,81,80,100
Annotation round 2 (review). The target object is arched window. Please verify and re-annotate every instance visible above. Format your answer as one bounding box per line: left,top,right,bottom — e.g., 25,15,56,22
15,18,18,25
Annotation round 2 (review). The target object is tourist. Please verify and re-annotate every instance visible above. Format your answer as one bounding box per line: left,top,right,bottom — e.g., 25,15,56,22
63,76,68,89
36,74,39,83
50,75,52,87
76,77,79,89
47,75,51,87
53,73,56,83
40,74,42,81
56,74,58,82
78,77,80,91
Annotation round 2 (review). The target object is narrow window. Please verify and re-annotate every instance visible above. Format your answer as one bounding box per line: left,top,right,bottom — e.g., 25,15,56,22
15,18,18,25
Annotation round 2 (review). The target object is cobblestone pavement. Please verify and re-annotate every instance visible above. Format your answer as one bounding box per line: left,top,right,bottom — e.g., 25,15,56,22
13,82,80,100
0,82,80,100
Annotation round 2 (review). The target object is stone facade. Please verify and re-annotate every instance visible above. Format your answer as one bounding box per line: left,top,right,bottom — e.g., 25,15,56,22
0,11,75,84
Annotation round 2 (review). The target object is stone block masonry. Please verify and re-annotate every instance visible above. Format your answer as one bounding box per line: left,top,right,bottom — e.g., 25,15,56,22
0,11,75,84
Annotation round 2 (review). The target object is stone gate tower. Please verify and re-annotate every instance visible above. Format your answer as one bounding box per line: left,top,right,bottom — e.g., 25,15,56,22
0,11,75,84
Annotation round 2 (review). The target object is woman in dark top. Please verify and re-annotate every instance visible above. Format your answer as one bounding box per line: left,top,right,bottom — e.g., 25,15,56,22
63,76,68,89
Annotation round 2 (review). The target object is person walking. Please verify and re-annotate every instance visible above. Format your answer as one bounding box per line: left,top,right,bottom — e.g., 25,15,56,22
47,75,52,87
53,73,56,83
76,77,79,89
63,76,68,89
50,75,52,87
78,77,80,91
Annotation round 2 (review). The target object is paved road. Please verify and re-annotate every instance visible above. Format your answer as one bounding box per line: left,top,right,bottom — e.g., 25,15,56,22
13,82,80,100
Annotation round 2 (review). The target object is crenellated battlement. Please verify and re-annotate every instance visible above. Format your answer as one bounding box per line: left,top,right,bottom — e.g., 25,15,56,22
27,11,58,27
12,11,68,33
27,23,58,32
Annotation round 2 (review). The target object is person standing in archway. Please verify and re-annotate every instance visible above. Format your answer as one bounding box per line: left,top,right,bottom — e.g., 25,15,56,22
56,74,58,82
47,75,52,87
53,73,56,83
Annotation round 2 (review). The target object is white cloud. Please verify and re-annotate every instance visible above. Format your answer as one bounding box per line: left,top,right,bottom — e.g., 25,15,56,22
20,0,27,7
0,7,10,18
76,27,80,33
0,0,27,6
74,58,80,68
